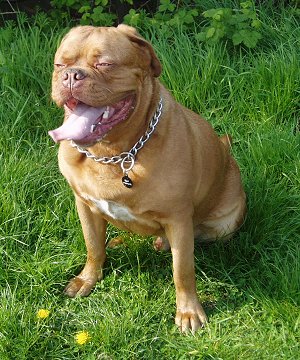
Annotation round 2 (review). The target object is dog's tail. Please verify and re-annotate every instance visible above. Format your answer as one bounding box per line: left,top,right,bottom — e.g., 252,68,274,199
220,134,233,151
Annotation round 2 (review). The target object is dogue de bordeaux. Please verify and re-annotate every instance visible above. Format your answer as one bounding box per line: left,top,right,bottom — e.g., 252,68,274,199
49,25,246,333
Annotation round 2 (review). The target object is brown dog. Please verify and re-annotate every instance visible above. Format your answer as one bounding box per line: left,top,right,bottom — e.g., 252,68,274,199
49,25,246,333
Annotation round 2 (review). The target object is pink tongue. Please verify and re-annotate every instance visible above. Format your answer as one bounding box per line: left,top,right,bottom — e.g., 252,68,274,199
48,104,105,143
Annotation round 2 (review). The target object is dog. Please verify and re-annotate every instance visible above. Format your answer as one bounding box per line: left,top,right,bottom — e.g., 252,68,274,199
49,24,246,333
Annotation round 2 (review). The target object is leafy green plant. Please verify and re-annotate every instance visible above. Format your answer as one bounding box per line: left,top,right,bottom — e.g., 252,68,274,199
49,0,200,29
50,0,140,26
49,0,263,48
196,1,262,48
78,0,117,26
124,0,199,30
50,0,113,25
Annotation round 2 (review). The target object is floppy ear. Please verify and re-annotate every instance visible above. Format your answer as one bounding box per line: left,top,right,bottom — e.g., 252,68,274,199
117,24,162,77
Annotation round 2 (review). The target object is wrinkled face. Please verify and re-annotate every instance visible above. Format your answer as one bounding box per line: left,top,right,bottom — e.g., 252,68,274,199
49,25,161,145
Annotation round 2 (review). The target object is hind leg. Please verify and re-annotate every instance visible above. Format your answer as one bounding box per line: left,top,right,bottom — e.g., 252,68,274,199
153,236,170,251
195,157,246,243
195,196,246,243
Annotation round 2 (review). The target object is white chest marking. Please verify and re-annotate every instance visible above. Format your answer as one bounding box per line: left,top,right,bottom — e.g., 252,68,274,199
91,198,136,222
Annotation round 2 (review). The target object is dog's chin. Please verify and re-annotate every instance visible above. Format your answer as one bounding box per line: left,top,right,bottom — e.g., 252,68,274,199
49,94,136,146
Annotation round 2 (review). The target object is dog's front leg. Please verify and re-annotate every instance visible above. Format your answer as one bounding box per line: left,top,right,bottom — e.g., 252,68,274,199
64,195,107,297
165,217,207,333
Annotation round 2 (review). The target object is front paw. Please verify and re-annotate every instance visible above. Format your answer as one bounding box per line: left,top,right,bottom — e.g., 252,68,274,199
64,276,98,297
175,299,208,333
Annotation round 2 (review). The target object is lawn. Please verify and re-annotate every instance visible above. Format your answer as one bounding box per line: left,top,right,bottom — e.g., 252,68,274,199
0,8,299,360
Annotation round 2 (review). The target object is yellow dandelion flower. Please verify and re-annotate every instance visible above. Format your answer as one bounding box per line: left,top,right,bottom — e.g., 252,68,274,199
75,331,90,345
37,309,50,319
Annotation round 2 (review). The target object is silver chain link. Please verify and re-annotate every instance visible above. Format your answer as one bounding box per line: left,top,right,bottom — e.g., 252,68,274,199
70,97,163,176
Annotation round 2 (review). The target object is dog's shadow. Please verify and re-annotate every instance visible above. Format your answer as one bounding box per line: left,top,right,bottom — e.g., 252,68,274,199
97,228,256,319
58,214,291,326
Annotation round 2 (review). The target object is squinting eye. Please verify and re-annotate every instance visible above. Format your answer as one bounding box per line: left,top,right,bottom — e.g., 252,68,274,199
95,63,113,69
54,63,66,68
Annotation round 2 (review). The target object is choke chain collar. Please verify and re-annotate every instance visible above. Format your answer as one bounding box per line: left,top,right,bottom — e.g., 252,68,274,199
70,97,163,188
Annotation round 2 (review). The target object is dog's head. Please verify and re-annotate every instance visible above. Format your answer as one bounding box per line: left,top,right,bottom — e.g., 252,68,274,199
49,25,161,145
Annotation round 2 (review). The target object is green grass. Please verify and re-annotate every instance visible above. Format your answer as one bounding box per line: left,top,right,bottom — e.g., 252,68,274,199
0,8,299,360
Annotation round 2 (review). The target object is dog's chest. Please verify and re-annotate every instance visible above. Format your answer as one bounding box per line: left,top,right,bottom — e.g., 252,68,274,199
91,198,136,221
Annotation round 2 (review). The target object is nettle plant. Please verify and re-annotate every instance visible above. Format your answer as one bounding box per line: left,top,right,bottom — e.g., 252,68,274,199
50,0,124,25
50,0,200,28
50,0,262,48
196,1,262,48
124,0,199,29
78,0,119,25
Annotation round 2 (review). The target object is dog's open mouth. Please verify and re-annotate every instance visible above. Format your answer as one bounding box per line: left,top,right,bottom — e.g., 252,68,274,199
48,95,135,145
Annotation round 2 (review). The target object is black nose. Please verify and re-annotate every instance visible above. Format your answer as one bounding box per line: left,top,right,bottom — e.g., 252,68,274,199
62,68,86,88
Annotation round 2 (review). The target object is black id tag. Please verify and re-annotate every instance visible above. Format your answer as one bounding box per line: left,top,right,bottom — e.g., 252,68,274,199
122,175,133,188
